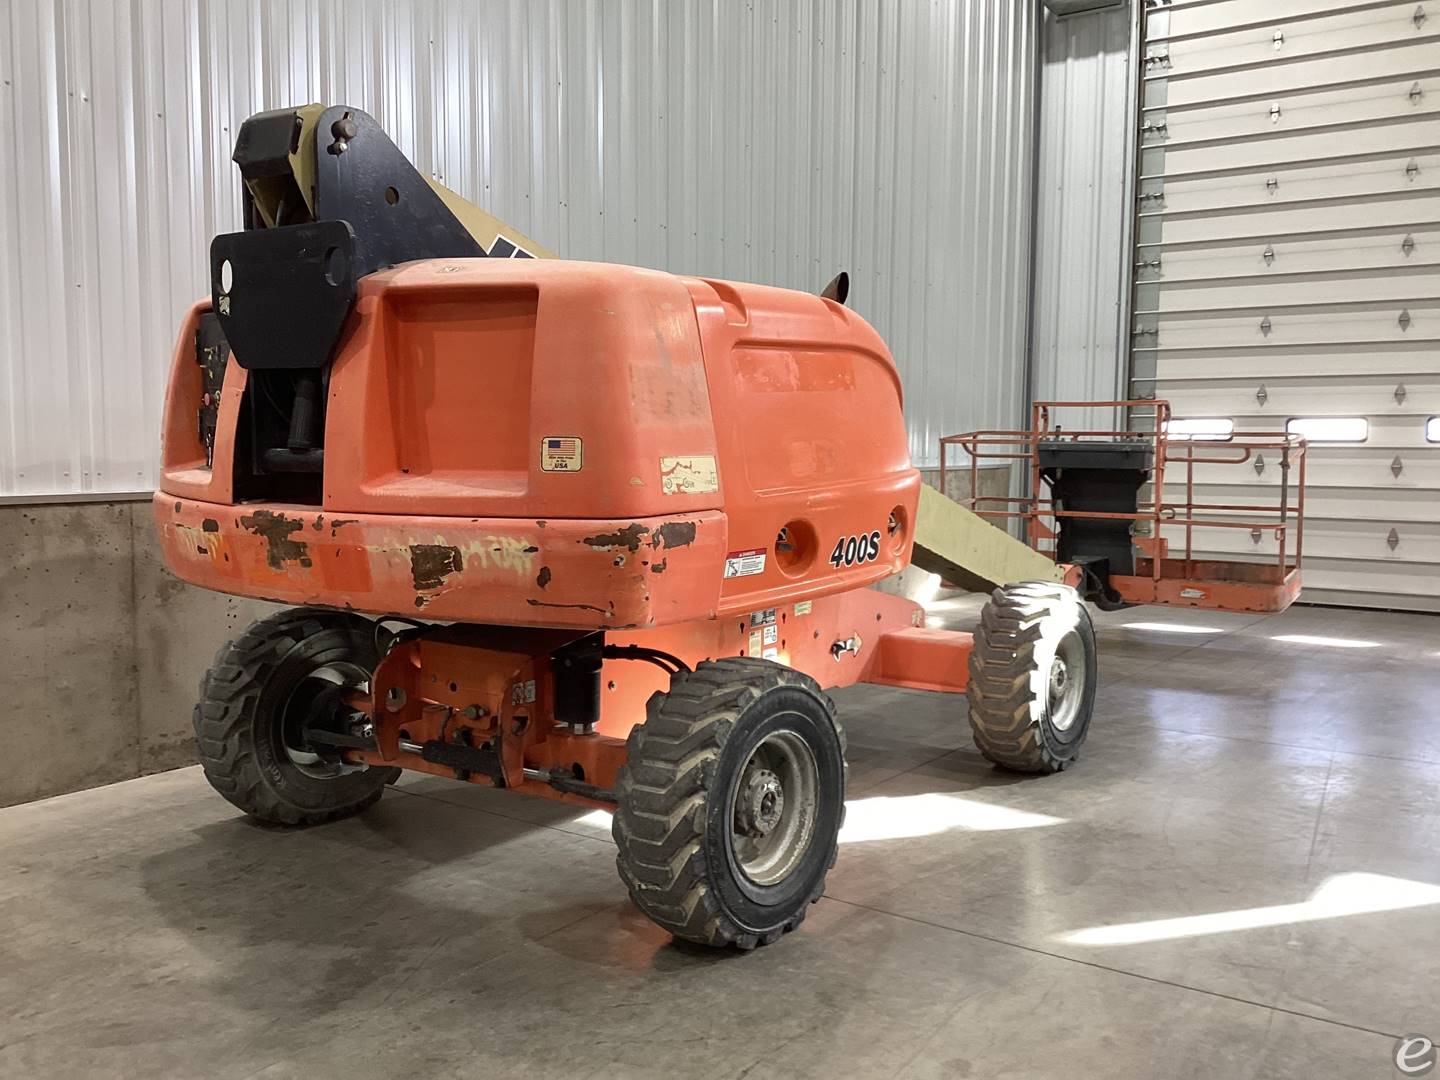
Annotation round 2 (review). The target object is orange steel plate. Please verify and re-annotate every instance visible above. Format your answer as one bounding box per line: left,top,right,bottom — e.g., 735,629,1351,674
1114,560,1301,614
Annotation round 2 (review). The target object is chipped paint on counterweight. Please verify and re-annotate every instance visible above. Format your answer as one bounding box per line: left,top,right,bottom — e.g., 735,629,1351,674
238,511,312,569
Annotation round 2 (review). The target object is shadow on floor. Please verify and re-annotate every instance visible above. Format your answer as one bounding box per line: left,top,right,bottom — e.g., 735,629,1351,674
133,779,794,1024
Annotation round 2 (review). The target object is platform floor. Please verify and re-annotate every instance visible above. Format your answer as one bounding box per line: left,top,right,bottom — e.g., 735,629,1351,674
3,600,1438,1079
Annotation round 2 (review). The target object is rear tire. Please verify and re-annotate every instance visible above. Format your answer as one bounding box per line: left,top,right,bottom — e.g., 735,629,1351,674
613,658,847,949
194,606,399,826
965,582,1097,774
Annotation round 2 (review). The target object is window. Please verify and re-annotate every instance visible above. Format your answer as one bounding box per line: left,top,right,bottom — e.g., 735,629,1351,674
1164,418,1234,441
1286,417,1369,443
1427,417,1440,444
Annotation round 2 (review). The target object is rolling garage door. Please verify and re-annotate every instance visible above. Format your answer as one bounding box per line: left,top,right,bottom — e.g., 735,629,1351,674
1131,0,1440,610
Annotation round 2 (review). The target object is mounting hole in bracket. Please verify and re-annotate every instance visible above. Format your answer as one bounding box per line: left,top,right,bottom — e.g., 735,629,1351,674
322,245,348,287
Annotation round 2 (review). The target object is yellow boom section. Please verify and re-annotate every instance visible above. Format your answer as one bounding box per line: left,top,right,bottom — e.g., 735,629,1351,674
910,483,1064,592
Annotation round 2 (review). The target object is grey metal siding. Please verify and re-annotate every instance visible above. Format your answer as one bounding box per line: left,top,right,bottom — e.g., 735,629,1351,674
0,0,1039,498
1031,2,1134,431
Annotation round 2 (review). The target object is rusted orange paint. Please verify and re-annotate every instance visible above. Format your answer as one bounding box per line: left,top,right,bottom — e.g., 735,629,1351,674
156,260,919,628
155,258,952,808
157,495,727,629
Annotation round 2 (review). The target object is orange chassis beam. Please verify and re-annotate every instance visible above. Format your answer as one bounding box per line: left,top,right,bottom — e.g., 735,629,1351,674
342,588,971,810
157,493,973,809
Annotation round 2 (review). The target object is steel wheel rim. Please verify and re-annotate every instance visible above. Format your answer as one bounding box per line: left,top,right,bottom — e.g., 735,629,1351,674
1046,629,1086,733
280,661,368,779
728,728,819,887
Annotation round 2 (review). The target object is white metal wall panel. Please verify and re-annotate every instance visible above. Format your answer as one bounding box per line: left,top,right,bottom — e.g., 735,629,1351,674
1133,0,1440,610
1030,2,1133,430
0,0,1038,499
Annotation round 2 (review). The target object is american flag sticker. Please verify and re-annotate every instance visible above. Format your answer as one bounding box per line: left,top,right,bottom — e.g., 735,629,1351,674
540,436,583,472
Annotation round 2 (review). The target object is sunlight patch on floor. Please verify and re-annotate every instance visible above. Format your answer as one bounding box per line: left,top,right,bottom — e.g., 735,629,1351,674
1271,634,1381,649
1059,872,1440,946
575,793,1064,845
840,792,1065,843
572,809,614,832
1122,622,1224,635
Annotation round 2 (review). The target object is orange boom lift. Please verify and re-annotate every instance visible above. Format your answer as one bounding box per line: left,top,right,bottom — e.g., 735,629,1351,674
157,105,1303,949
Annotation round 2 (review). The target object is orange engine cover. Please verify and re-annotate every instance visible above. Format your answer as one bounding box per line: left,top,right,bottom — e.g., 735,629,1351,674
156,259,920,629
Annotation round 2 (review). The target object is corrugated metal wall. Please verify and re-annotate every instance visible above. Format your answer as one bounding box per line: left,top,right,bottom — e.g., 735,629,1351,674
0,0,1038,499
1029,2,1133,431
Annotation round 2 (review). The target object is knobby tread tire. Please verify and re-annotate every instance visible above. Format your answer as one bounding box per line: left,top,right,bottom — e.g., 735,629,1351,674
965,581,1095,774
194,606,397,826
612,657,846,950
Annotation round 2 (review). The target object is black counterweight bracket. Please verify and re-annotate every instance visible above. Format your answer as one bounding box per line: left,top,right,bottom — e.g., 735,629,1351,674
212,104,490,372
210,220,357,371
312,105,485,275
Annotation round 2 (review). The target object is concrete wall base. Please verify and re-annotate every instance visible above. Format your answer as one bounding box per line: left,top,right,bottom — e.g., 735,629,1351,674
0,501,278,807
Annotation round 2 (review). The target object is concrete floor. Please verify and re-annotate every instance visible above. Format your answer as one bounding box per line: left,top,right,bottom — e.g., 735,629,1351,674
3,600,1438,1079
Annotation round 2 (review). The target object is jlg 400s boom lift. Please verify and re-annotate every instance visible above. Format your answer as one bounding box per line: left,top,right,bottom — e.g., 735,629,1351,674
157,106,1305,949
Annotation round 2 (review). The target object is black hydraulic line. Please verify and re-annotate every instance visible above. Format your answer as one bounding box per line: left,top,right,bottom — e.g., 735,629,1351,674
601,644,691,675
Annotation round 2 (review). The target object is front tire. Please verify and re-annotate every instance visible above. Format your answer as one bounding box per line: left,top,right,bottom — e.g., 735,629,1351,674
194,606,399,826
613,658,847,949
966,582,1097,774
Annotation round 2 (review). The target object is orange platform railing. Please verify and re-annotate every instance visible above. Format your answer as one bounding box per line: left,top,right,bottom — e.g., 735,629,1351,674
938,400,1307,613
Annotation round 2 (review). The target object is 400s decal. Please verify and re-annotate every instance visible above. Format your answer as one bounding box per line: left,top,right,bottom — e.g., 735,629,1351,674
829,530,883,568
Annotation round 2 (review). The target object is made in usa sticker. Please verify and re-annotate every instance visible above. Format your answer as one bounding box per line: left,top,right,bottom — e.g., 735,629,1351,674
540,437,583,472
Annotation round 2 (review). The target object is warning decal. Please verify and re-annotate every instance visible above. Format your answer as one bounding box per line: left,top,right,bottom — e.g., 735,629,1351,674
660,455,719,495
540,437,583,472
724,548,767,579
